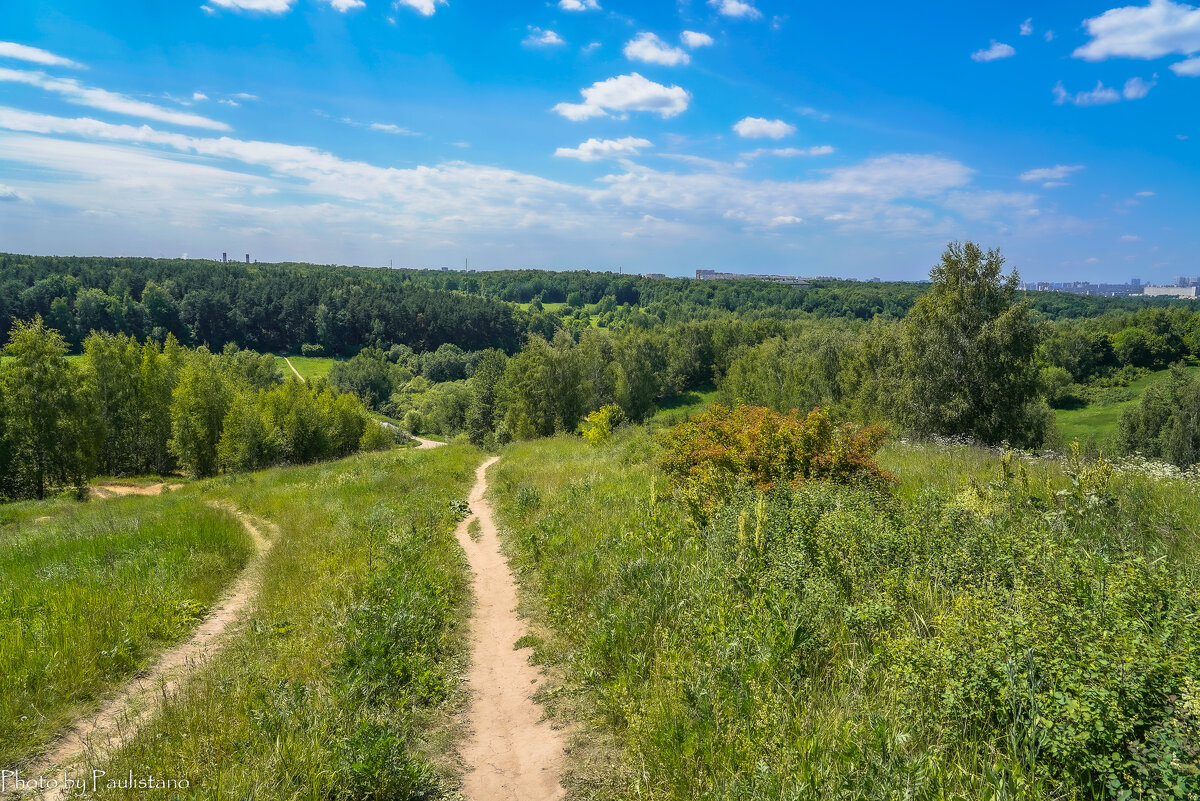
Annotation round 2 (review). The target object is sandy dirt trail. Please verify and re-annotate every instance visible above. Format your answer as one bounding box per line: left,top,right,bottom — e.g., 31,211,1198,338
284,356,305,382
455,457,566,801
16,503,274,801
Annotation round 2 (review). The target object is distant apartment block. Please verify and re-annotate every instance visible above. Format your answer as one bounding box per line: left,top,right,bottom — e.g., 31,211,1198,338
1142,285,1200,299
695,269,809,287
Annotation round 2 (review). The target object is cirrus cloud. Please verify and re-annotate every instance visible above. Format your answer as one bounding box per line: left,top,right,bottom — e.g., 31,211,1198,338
0,42,85,69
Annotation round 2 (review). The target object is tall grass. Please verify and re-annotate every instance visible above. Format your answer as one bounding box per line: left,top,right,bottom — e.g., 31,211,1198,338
0,496,252,767
490,429,1200,800
87,445,478,800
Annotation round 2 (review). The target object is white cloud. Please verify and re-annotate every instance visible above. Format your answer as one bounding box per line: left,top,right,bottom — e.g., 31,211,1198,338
1053,80,1121,106
558,0,599,9
624,33,690,66
0,184,28,202
1123,75,1156,98
1075,0,1200,61
0,68,230,130
733,117,795,139
232,92,259,101
394,0,446,16
681,31,715,48
0,42,85,69
1020,164,1085,185
326,0,366,11
769,216,802,226
1172,55,1200,74
1045,30,1055,41
1120,234,1141,241
525,28,565,47
369,122,418,134
553,73,690,120
707,0,762,19
597,154,982,231
193,92,209,101
1136,190,1156,196
218,99,240,106
972,41,1016,62
208,0,296,12
742,145,834,159
1020,18,1034,35
555,136,652,161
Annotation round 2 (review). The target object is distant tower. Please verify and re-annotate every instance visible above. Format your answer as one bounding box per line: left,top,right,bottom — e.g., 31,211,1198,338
1131,277,1141,287
222,252,227,263
245,254,250,264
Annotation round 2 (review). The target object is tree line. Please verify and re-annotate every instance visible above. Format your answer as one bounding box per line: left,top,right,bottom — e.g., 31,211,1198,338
0,319,392,501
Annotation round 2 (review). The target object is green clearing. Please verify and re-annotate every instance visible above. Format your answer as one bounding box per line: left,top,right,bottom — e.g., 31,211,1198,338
87,444,478,799
0,495,252,767
490,430,1200,800
1054,364,1200,450
275,354,341,381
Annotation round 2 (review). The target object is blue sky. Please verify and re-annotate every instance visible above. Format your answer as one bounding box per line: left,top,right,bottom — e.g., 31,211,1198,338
0,0,1197,281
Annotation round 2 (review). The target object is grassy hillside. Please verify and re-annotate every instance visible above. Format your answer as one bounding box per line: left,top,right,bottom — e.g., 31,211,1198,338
490,429,1200,800
87,444,479,799
1,496,251,766
1055,364,1200,450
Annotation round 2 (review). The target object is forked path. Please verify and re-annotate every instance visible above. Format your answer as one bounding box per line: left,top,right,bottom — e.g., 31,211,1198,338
18,503,274,800
455,458,566,801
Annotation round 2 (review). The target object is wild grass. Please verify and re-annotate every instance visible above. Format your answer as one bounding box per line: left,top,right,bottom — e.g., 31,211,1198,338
1054,364,1200,451
86,444,478,800
0,496,251,767
491,429,1200,800
275,355,341,382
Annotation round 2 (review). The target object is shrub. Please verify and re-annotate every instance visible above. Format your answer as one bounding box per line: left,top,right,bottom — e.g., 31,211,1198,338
300,343,325,357
579,404,624,446
659,404,891,521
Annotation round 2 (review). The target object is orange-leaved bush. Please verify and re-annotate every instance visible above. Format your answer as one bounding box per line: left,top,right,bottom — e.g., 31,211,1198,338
660,405,892,520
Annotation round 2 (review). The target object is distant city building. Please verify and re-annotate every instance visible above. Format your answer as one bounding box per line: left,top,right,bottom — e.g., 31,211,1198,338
245,254,250,263
1143,286,1200,299
1131,277,1142,287
642,273,667,280
695,269,809,287
222,252,227,263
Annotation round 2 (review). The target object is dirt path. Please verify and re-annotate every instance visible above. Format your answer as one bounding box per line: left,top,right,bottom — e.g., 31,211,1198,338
284,356,305,382
413,436,444,450
89,482,183,500
16,503,274,800
454,457,566,801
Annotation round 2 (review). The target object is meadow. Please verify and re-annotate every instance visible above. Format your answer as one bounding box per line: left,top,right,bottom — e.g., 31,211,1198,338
275,354,341,382
489,428,1200,800
0,495,252,767
1054,364,1200,451
84,444,479,799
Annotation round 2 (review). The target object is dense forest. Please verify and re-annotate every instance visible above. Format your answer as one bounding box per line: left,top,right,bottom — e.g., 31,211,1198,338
3,244,1200,503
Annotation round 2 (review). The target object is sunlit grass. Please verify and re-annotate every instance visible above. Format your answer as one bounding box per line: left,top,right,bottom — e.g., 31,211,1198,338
87,444,479,799
274,354,341,381
0,496,251,767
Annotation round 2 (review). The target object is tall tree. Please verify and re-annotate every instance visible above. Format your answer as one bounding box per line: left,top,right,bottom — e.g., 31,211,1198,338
1,318,97,498
169,351,232,478
898,242,1047,447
